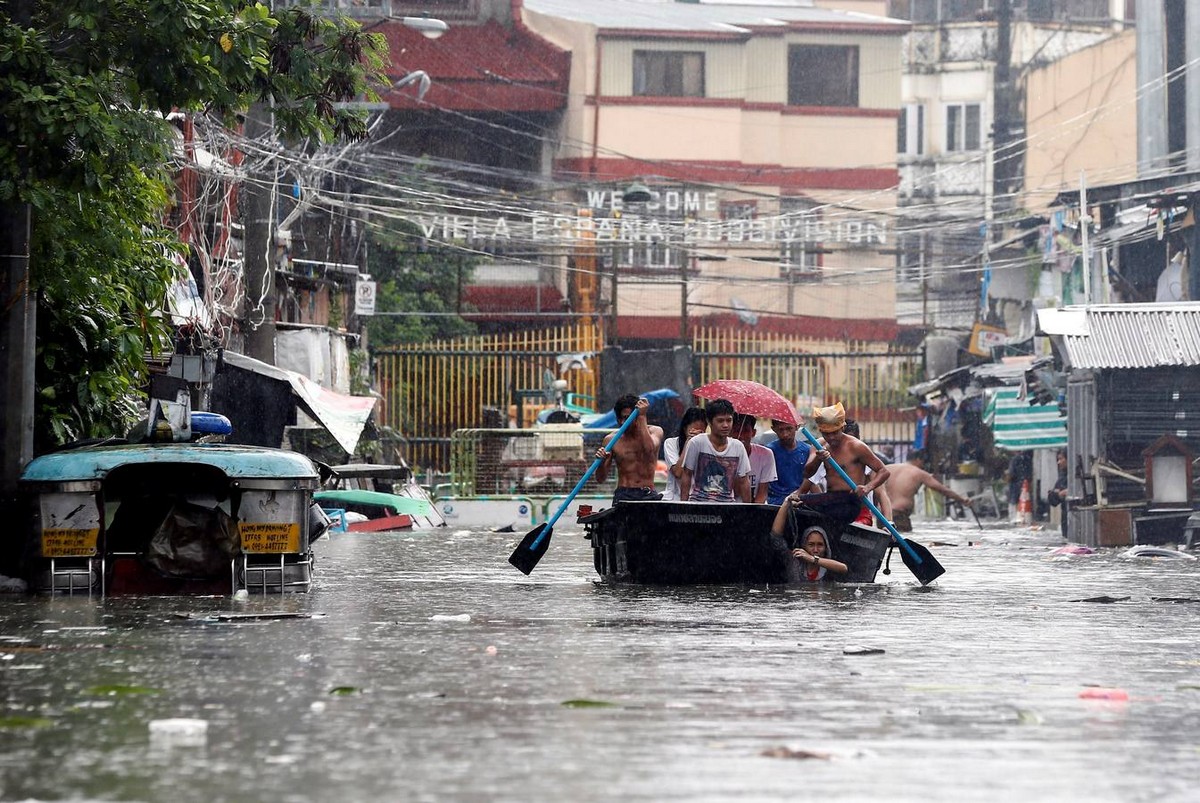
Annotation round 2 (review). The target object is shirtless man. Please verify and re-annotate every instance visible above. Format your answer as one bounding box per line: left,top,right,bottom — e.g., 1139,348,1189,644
595,395,664,503
884,450,971,532
792,402,890,525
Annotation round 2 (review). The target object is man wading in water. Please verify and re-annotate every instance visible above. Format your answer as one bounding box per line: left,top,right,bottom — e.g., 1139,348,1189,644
795,402,890,524
883,449,971,532
595,395,664,502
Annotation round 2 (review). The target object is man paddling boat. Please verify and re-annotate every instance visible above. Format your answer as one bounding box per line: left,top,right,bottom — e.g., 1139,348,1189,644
595,395,664,502
792,402,889,524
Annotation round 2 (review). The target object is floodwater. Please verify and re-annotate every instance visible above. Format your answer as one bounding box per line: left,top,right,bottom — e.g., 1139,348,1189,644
2,520,1199,803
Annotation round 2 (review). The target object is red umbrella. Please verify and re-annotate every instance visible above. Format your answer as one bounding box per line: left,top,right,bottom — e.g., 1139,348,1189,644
693,379,797,425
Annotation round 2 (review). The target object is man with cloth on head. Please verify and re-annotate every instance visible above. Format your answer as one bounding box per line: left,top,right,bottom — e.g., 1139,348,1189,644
595,395,664,503
785,402,890,525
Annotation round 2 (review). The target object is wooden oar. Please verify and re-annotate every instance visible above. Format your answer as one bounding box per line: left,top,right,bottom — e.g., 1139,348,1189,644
508,408,641,575
800,427,945,586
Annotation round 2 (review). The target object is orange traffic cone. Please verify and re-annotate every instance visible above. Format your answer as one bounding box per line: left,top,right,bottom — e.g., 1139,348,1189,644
1018,479,1033,525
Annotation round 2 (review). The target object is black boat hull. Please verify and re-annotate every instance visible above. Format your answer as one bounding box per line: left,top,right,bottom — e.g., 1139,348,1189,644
582,501,890,585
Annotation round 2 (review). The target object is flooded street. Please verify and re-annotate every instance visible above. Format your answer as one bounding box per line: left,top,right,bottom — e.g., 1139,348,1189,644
2,520,1199,802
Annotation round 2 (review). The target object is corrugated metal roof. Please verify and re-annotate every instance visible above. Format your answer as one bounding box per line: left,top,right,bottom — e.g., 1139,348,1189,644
1037,303,1200,369
523,0,907,34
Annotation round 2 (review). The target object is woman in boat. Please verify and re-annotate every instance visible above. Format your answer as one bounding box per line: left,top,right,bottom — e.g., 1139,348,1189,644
770,495,848,581
662,407,707,501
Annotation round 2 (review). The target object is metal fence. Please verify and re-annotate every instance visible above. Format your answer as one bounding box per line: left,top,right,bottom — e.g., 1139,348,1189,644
376,323,922,472
447,426,617,497
374,322,604,471
691,327,923,454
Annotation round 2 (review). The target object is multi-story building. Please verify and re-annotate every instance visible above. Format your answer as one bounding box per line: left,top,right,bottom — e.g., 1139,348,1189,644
890,0,1130,333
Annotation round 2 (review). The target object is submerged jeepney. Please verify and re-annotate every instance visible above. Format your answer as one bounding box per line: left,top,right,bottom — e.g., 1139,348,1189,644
18,441,329,595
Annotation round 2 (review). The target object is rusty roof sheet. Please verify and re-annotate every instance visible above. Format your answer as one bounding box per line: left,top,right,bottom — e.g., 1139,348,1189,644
1037,303,1200,369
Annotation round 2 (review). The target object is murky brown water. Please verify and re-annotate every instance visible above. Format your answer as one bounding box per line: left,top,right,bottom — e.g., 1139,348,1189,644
2,520,1199,802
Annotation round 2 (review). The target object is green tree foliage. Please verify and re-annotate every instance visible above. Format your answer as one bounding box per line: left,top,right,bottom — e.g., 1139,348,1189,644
365,221,477,345
0,0,386,447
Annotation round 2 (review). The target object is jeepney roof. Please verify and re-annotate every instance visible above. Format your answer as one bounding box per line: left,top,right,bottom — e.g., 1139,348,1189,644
20,443,320,483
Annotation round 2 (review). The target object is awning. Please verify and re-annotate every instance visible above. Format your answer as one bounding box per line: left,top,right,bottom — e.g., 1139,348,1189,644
983,387,1067,451
220,351,376,455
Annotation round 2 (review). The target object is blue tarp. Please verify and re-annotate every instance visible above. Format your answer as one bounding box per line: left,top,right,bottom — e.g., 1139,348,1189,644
582,388,683,429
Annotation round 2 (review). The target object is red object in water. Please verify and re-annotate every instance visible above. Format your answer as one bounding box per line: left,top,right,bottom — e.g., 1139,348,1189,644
1078,687,1129,701
693,379,797,425
347,514,414,532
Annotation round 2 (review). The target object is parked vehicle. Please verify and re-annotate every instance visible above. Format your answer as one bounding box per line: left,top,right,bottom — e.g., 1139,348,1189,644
17,416,330,596
316,462,445,530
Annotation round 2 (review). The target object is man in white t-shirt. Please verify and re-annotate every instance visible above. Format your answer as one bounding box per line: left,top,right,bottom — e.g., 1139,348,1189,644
733,413,777,503
679,399,751,503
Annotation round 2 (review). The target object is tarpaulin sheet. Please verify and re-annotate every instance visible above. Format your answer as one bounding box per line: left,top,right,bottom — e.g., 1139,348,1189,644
983,387,1067,451
220,351,376,455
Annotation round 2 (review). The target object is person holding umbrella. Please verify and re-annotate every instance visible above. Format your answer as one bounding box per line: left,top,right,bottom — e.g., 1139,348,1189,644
792,402,890,524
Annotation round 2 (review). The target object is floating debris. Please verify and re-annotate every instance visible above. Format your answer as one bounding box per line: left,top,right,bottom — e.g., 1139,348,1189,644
328,686,360,696
761,747,832,760
1015,708,1043,725
1070,595,1130,603
561,699,617,708
176,612,325,621
0,715,53,728
843,646,885,656
1079,687,1129,701
149,718,208,749
430,614,471,622
85,684,160,696
1120,546,1197,560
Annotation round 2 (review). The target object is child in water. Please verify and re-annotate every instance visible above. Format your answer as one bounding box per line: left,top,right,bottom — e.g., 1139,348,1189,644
770,494,849,581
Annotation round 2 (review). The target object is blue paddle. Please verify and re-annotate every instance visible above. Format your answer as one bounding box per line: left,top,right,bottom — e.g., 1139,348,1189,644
509,408,641,574
800,426,945,585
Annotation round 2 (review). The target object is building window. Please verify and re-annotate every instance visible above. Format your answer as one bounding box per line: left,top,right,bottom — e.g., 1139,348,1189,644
779,197,822,280
896,231,929,285
609,242,685,273
945,103,982,152
787,45,859,107
633,51,705,97
720,200,757,221
898,104,925,156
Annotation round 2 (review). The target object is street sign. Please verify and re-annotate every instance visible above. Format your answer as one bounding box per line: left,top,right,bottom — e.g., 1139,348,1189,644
355,278,376,316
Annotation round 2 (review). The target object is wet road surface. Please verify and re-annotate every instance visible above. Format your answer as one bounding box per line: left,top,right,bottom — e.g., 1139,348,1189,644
2,520,1199,802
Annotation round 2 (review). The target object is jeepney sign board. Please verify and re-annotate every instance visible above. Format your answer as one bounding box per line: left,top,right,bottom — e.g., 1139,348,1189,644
39,492,100,557
239,522,300,553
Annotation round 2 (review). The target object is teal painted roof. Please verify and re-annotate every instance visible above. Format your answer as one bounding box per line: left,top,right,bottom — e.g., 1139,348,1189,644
316,489,435,518
21,443,319,483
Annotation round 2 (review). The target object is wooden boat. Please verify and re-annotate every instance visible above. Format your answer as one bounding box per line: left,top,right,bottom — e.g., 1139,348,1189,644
17,441,328,596
580,501,892,585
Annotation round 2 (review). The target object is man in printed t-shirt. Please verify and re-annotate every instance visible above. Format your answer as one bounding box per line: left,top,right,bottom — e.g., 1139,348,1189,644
679,399,752,503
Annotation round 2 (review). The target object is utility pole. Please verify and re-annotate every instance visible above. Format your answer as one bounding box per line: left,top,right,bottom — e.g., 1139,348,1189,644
992,0,1012,218
1079,171,1091,305
242,102,277,364
1,0,37,503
